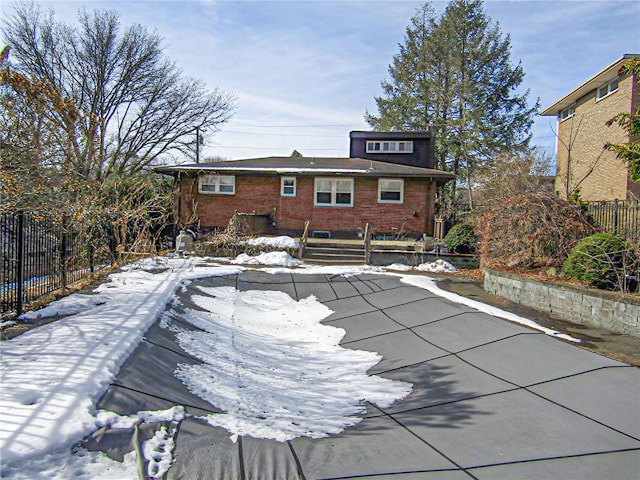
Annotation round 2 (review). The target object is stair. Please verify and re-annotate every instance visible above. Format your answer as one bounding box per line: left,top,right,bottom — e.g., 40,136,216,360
301,239,366,264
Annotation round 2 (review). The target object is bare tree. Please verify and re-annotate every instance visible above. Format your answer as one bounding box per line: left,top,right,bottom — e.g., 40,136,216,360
2,3,236,180
472,147,554,211
551,114,605,200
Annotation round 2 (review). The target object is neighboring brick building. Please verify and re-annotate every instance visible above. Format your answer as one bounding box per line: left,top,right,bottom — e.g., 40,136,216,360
156,131,454,238
541,54,640,201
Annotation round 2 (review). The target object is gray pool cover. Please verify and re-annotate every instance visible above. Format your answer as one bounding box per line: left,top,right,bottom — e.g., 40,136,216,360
84,271,640,479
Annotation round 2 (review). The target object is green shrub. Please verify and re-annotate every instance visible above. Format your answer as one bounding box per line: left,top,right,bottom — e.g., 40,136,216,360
444,223,477,254
562,233,638,291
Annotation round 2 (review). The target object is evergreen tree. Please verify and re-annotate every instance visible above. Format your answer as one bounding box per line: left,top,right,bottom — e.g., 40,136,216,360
366,0,539,211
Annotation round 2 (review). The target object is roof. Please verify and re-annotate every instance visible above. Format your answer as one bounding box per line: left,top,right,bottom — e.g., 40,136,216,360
349,130,433,140
155,156,455,181
540,54,640,116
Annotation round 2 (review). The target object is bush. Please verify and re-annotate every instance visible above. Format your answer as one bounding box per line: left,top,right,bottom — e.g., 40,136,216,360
562,233,639,291
475,193,595,269
444,223,477,254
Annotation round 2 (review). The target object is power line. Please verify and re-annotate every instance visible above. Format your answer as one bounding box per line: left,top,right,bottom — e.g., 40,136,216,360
222,130,344,138
212,144,345,151
229,123,364,128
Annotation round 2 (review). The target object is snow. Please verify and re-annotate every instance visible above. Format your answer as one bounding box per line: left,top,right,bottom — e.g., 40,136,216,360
243,235,300,249
0,253,581,478
231,251,302,267
169,286,410,442
0,257,242,478
18,293,106,321
383,263,414,272
415,258,458,273
396,273,581,343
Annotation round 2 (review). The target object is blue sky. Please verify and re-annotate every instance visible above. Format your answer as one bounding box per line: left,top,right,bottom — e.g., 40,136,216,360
2,0,639,163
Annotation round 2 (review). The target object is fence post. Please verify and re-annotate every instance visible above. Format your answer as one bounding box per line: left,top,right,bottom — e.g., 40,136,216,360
613,199,619,235
89,239,95,273
16,212,25,317
60,216,68,287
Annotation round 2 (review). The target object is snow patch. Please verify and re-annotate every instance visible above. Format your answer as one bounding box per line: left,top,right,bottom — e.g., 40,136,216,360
143,426,177,479
383,263,413,272
0,257,240,471
415,259,458,273
243,235,300,249
169,286,412,442
95,406,186,429
19,294,105,321
397,274,581,342
231,251,302,267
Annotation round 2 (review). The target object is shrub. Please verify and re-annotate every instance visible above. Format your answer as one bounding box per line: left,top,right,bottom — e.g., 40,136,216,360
475,193,595,269
444,223,477,254
562,233,639,291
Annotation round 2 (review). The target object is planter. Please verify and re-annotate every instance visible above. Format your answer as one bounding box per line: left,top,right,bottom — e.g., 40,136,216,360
484,269,640,338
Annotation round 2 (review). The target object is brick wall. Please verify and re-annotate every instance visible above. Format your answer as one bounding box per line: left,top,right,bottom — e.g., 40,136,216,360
178,175,435,236
555,73,636,201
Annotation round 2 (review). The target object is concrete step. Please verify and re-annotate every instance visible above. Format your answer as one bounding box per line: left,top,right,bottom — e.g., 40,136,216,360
304,247,365,256
303,252,364,262
301,243,365,264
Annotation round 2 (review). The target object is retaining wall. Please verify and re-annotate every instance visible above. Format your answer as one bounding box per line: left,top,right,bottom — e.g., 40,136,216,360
484,269,640,338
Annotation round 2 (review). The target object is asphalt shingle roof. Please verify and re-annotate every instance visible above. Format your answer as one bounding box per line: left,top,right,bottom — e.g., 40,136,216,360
155,156,455,181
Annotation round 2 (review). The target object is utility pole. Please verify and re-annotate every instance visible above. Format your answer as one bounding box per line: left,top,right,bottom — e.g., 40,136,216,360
195,127,200,164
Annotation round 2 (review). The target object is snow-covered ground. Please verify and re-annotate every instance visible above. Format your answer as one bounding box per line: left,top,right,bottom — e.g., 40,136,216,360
0,241,580,479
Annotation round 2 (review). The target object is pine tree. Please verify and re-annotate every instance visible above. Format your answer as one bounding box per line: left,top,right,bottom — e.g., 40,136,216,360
366,0,538,211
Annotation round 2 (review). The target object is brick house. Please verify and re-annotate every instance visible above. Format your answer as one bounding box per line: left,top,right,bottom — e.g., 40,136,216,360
156,131,454,238
540,53,640,201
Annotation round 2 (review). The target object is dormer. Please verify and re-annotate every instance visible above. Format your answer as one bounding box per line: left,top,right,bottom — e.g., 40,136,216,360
349,129,436,169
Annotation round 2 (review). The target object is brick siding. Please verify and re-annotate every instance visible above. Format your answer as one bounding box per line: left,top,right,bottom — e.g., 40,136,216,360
177,175,435,236
556,73,638,201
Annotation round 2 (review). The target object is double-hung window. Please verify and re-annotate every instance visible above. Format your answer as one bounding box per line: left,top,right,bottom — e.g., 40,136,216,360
281,177,296,197
314,178,353,207
199,174,235,194
378,179,404,203
560,105,575,121
596,78,619,100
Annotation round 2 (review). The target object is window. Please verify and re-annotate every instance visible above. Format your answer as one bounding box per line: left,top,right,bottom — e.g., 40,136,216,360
560,105,575,121
596,78,619,100
198,174,235,194
314,178,354,207
366,141,413,154
281,177,296,197
378,179,404,203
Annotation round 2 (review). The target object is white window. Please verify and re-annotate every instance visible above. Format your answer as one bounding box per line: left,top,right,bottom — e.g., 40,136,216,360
366,141,413,154
314,178,354,207
198,174,235,195
560,105,575,121
281,177,296,197
596,78,619,100
378,179,404,203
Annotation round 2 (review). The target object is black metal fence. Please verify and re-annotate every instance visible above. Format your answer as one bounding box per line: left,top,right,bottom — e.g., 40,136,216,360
1,212,113,318
583,199,640,245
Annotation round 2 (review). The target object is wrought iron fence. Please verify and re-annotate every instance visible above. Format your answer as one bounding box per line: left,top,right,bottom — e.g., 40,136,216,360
0,212,112,318
583,199,640,245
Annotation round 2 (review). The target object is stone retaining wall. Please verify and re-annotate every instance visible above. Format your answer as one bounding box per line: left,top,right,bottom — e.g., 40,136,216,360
484,269,640,338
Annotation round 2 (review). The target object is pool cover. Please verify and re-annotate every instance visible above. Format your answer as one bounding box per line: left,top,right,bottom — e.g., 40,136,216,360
84,271,640,479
